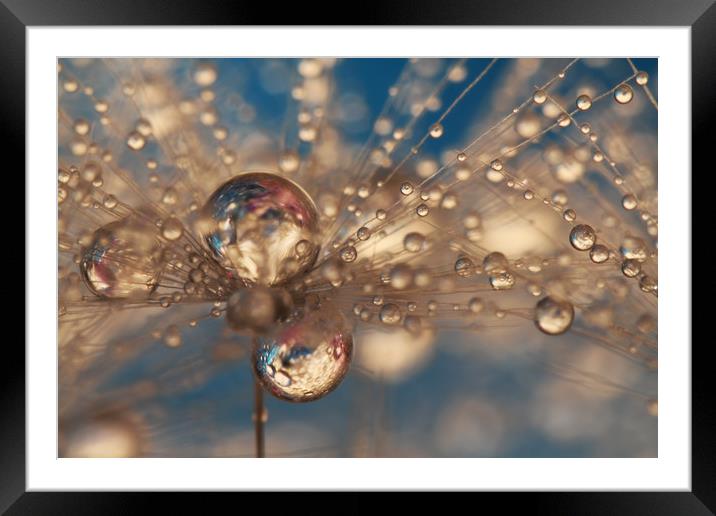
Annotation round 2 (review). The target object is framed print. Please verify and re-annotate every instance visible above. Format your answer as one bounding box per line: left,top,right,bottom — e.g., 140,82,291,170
5,0,713,511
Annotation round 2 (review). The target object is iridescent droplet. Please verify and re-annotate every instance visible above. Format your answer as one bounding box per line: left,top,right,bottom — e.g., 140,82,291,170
199,173,319,285
252,309,353,402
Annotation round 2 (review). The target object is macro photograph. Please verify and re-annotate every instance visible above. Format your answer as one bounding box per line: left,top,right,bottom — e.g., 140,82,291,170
56,56,659,459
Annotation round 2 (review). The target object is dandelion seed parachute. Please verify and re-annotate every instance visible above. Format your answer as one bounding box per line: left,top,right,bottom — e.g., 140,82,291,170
58,57,658,457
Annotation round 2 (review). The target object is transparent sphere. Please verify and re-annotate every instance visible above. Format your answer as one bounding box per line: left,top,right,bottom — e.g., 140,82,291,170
569,224,596,251
252,308,353,402
198,173,319,286
80,217,162,299
534,296,574,335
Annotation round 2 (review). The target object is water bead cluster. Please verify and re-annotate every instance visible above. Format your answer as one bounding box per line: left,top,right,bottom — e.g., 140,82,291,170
59,57,658,448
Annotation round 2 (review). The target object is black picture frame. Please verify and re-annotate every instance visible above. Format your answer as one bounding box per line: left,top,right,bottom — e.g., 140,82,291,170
4,0,711,511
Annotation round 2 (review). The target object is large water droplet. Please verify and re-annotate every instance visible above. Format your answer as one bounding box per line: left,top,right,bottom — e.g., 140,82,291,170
80,218,162,299
199,173,319,285
252,308,353,402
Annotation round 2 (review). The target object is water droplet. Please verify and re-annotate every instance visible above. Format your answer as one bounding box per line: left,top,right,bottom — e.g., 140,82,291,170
135,118,153,137
534,296,574,335
63,79,79,93
614,84,634,104
339,245,357,263
621,259,641,278
557,114,571,127
126,131,146,151
636,71,649,85
416,204,429,217
193,63,218,86
563,208,577,222
161,217,184,241
199,173,319,285
94,100,109,113
468,297,484,313
490,159,504,171
441,194,458,210
620,236,648,261
489,272,515,290
622,193,638,210
376,209,387,220
80,218,161,299
454,256,474,277
73,118,90,136
356,226,371,241
163,325,182,347
533,89,547,104
639,275,657,294
552,190,568,206
483,252,509,273
81,161,102,183
379,303,402,325
279,150,300,173
576,94,592,111
429,123,444,138
569,224,596,251
457,152,467,162
102,194,118,209
515,111,541,139
252,309,353,402
389,264,413,290
589,244,610,263
403,232,426,253
400,182,414,195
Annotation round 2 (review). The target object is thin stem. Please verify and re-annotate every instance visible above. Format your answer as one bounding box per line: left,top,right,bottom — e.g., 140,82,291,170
252,343,266,458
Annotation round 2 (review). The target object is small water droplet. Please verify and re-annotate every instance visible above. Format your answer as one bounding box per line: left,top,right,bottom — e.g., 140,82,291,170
569,224,596,251
400,182,414,195
534,296,574,335
126,131,146,151
339,245,357,263
614,84,634,104
429,123,444,138
379,303,402,325
576,94,592,111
